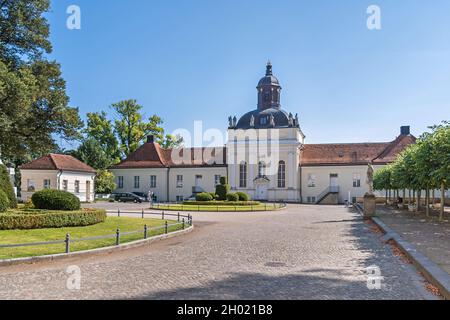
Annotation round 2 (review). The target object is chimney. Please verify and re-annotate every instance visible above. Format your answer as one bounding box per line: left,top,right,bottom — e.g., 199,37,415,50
147,135,154,143
400,126,411,136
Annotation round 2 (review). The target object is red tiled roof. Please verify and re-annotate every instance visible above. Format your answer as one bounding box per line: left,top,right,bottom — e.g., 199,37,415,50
301,134,416,166
110,143,227,169
19,154,96,173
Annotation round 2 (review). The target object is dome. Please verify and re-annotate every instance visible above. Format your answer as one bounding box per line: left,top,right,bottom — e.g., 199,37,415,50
257,62,281,87
235,108,292,130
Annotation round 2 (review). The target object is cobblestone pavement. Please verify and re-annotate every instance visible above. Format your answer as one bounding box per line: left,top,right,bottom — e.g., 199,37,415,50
0,205,432,300
376,206,450,275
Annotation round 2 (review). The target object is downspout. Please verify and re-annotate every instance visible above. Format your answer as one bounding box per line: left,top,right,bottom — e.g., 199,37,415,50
166,167,170,202
57,170,63,190
299,165,302,203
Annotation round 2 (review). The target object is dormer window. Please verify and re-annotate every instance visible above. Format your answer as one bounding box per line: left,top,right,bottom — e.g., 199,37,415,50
260,117,268,125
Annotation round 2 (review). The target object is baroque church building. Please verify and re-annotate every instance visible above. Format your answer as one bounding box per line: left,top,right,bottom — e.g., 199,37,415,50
111,63,415,204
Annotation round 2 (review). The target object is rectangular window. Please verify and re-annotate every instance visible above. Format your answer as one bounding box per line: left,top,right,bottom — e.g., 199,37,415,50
278,161,286,188
74,180,80,194
62,180,68,192
27,179,36,192
134,176,140,189
43,179,51,189
214,175,221,186
150,175,157,188
176,196,184,202
307,174,316,187
307,196,316,203
353,174,361,188
177,175,183,188
118,176,124,189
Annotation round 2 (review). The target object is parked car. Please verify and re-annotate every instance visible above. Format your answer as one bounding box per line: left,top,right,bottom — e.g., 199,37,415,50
131,192,148,201
114,193,146,203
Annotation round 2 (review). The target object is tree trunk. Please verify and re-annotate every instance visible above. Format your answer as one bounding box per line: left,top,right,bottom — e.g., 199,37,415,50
416,190,421,213
426,187,430,217
440,182,445,222
385,190,388,205
408,189,411,205
432,189,436,207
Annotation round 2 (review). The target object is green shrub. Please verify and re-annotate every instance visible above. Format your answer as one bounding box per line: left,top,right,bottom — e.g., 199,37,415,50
183,200,261,206
236,192,250,201
0,209,106,230
0,189,9,213
32,189,81,211
0,164,17,209
196,192,213,201
226,193,239,201
216,176,230,200
208,192,217,200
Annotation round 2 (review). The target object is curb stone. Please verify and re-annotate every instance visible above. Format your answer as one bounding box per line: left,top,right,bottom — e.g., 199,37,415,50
0,226,194,267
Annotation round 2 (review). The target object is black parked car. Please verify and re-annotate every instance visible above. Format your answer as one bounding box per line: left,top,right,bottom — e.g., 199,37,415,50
114,193,146,203
131,192,148,201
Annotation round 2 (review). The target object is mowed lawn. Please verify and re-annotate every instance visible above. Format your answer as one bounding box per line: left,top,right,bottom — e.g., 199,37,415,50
152,203,285,212
0,217,183,260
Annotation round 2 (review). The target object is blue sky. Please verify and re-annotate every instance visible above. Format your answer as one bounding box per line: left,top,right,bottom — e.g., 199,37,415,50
46,0,450,148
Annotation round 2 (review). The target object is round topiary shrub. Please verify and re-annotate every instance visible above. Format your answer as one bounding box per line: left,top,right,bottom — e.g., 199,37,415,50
0,189,10,213
32,189,81,211
226,193,239,202
236,192,250,201
196,192,213,202
216,176,230,200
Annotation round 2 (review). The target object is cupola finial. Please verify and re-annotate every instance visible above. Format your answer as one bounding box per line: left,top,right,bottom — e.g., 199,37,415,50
266,60,273,76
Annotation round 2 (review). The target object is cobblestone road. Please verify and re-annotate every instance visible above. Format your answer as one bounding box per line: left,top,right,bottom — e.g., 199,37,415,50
0,205,431,300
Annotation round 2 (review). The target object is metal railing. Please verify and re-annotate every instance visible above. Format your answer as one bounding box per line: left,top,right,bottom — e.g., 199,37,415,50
0,211,193,255
315,186,340,204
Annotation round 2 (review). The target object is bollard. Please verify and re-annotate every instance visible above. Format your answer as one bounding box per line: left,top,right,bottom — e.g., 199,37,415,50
116,228,120,246
144,225,148,239
162,211,165,220
165,221,168,234
142,209,144,219
118,209,120,217
182,218,185,230
178,212,180,222
65,234,70,254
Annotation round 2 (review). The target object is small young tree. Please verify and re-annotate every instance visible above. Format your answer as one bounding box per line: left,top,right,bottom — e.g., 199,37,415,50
94,170,117,194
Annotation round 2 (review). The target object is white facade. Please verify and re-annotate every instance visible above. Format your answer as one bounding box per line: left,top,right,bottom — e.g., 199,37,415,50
20,169,95,203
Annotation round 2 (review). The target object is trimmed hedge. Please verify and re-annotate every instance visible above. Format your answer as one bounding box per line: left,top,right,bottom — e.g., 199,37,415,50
32,189,81,211
236,192,250,201
0,164,17,209
226,193,239,201
196,192,214,201
216,176,230,200
183,201,261,206
0,209,107,230
0,189,9,213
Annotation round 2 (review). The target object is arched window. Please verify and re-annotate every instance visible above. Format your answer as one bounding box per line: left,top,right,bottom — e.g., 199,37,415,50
239,162,247,188
258,161,266,177
278,161,286,188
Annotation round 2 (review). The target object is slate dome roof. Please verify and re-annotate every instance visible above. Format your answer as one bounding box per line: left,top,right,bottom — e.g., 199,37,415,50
235,108,291,130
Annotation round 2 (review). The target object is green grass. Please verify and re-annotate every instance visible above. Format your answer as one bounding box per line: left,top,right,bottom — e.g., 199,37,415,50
0,217,183,260
152,203,285,212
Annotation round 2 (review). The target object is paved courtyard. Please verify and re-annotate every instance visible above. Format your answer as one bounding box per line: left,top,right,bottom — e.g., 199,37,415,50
0,205,433,300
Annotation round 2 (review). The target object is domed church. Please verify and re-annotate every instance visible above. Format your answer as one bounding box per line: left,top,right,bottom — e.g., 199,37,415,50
111,63,416,204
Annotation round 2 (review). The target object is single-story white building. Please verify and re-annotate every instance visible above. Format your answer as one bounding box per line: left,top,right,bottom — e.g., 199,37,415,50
19,154,96,203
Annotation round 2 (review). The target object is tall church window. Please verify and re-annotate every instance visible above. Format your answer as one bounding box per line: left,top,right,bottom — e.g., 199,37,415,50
239,162,247,188
278,161,286,188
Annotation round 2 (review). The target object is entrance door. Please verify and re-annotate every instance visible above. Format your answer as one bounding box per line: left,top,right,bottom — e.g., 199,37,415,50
330,174,338,191
256,183,268,200
86,181,91,202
